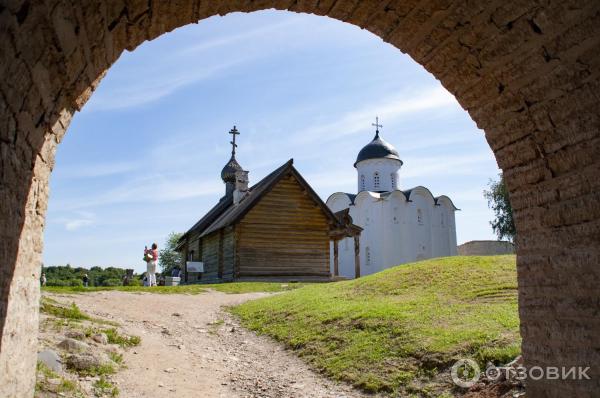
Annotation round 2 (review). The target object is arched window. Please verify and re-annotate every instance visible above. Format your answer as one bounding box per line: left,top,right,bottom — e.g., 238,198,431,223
373,172,380,190
360,174,366,191
391,173,396,189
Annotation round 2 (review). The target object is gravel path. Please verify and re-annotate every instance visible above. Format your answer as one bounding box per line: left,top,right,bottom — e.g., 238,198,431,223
51,290,373,398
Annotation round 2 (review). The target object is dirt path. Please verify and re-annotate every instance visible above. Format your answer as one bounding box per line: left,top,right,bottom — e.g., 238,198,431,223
48,290,372,398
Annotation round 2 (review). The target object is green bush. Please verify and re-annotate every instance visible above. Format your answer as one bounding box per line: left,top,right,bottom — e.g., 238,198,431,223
127,278,142,286
46,279,69,287
69,279,83,287
102,279,122,287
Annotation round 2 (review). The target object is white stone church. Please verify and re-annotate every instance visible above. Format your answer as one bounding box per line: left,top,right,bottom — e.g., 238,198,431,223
326,121,458,279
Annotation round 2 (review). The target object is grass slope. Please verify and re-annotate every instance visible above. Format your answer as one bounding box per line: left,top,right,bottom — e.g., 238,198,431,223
231,256,520,396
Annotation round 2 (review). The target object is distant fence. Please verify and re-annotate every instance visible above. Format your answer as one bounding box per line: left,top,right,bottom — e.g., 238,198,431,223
457,240,515,256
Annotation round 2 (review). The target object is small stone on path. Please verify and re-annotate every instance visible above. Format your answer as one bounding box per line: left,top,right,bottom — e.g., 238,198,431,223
92,333,108,344
57,338,89,352
38,350,62,373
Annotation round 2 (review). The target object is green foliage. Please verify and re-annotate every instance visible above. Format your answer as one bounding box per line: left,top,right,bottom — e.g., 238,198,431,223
108,352,123,365
43,264,130,287
40,300,90,321
40,298,119,326
36,361,83,397
102,328,141,348
93,376,119,397
127,277,143,287
37,361,59,379
231,256,520,395
158,231,183,275
75,363,116,377
484,173,516,242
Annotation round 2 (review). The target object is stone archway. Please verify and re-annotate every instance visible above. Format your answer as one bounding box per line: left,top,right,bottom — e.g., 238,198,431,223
1,1,598,396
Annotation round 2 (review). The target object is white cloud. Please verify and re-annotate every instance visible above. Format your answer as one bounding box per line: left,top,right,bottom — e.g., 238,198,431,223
289,86,458,145
62,211,97,231
56,173,224,211
83,15,321,112
177,16,303,56
402,153,494,180
57,161,139,179
86,58,243,111
303,170,355,194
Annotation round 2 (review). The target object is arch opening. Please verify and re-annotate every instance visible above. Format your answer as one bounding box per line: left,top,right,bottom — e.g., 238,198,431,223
1,2,599,397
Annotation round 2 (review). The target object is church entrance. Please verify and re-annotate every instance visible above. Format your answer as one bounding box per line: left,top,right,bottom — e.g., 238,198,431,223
1,2,598,396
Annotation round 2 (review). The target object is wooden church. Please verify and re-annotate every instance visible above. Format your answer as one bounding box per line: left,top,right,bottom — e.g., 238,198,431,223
176,126,361,283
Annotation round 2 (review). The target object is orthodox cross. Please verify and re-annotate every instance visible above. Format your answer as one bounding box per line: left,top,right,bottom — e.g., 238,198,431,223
372,116,382,137
229,125,240,156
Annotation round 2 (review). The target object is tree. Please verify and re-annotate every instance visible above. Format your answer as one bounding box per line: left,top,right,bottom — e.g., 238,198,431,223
484,173,516,242
158,232,183,275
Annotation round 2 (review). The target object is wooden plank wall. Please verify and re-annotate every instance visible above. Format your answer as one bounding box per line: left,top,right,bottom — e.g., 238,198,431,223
183,236,202,282
199,226,235,283
237,175,330,278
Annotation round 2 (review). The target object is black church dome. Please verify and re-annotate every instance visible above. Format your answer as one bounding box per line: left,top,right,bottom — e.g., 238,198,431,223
221,156,243,183
354,131,402,167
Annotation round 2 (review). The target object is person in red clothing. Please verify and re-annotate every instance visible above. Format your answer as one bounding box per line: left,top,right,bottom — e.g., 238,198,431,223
144,243,159,287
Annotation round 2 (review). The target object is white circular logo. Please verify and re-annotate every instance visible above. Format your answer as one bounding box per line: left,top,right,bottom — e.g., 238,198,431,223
451,359,481,388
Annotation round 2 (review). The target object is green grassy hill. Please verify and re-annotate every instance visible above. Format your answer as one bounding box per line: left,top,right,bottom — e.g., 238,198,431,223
231,255,520,396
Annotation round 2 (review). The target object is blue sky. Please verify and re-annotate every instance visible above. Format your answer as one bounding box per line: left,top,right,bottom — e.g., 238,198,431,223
43,10,500,273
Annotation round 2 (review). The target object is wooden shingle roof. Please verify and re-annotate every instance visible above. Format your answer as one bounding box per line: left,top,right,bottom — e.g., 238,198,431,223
179,159,344,241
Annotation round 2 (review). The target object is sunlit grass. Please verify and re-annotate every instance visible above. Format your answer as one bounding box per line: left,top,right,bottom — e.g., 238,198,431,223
43,281,308,295
36,362,84,397
93,376,119,397
231,255,520,395
40,298,119,326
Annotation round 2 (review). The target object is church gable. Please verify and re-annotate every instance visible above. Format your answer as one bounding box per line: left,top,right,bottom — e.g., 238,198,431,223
241,173,330,227
235,166,336,279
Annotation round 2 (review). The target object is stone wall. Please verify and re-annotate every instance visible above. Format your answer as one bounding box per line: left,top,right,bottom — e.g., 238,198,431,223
1,1,599,396
458,240,515,256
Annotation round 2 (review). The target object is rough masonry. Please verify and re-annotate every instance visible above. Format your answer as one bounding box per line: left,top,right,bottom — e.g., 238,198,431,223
0,1,599,397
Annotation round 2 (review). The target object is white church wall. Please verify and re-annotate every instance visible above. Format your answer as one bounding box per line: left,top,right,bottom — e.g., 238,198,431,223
408,188,435,261
326,181,457,279
435,196,458,256
352,192,384,276
356,159,401,192
448,204,458,255
382,191,411,268
326,193,352,213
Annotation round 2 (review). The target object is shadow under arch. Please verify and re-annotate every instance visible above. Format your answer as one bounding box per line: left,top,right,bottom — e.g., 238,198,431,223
1,2,599,396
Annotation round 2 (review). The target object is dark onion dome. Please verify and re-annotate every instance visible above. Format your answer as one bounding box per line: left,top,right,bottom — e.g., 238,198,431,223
221,155,243,183
354,130,403,167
